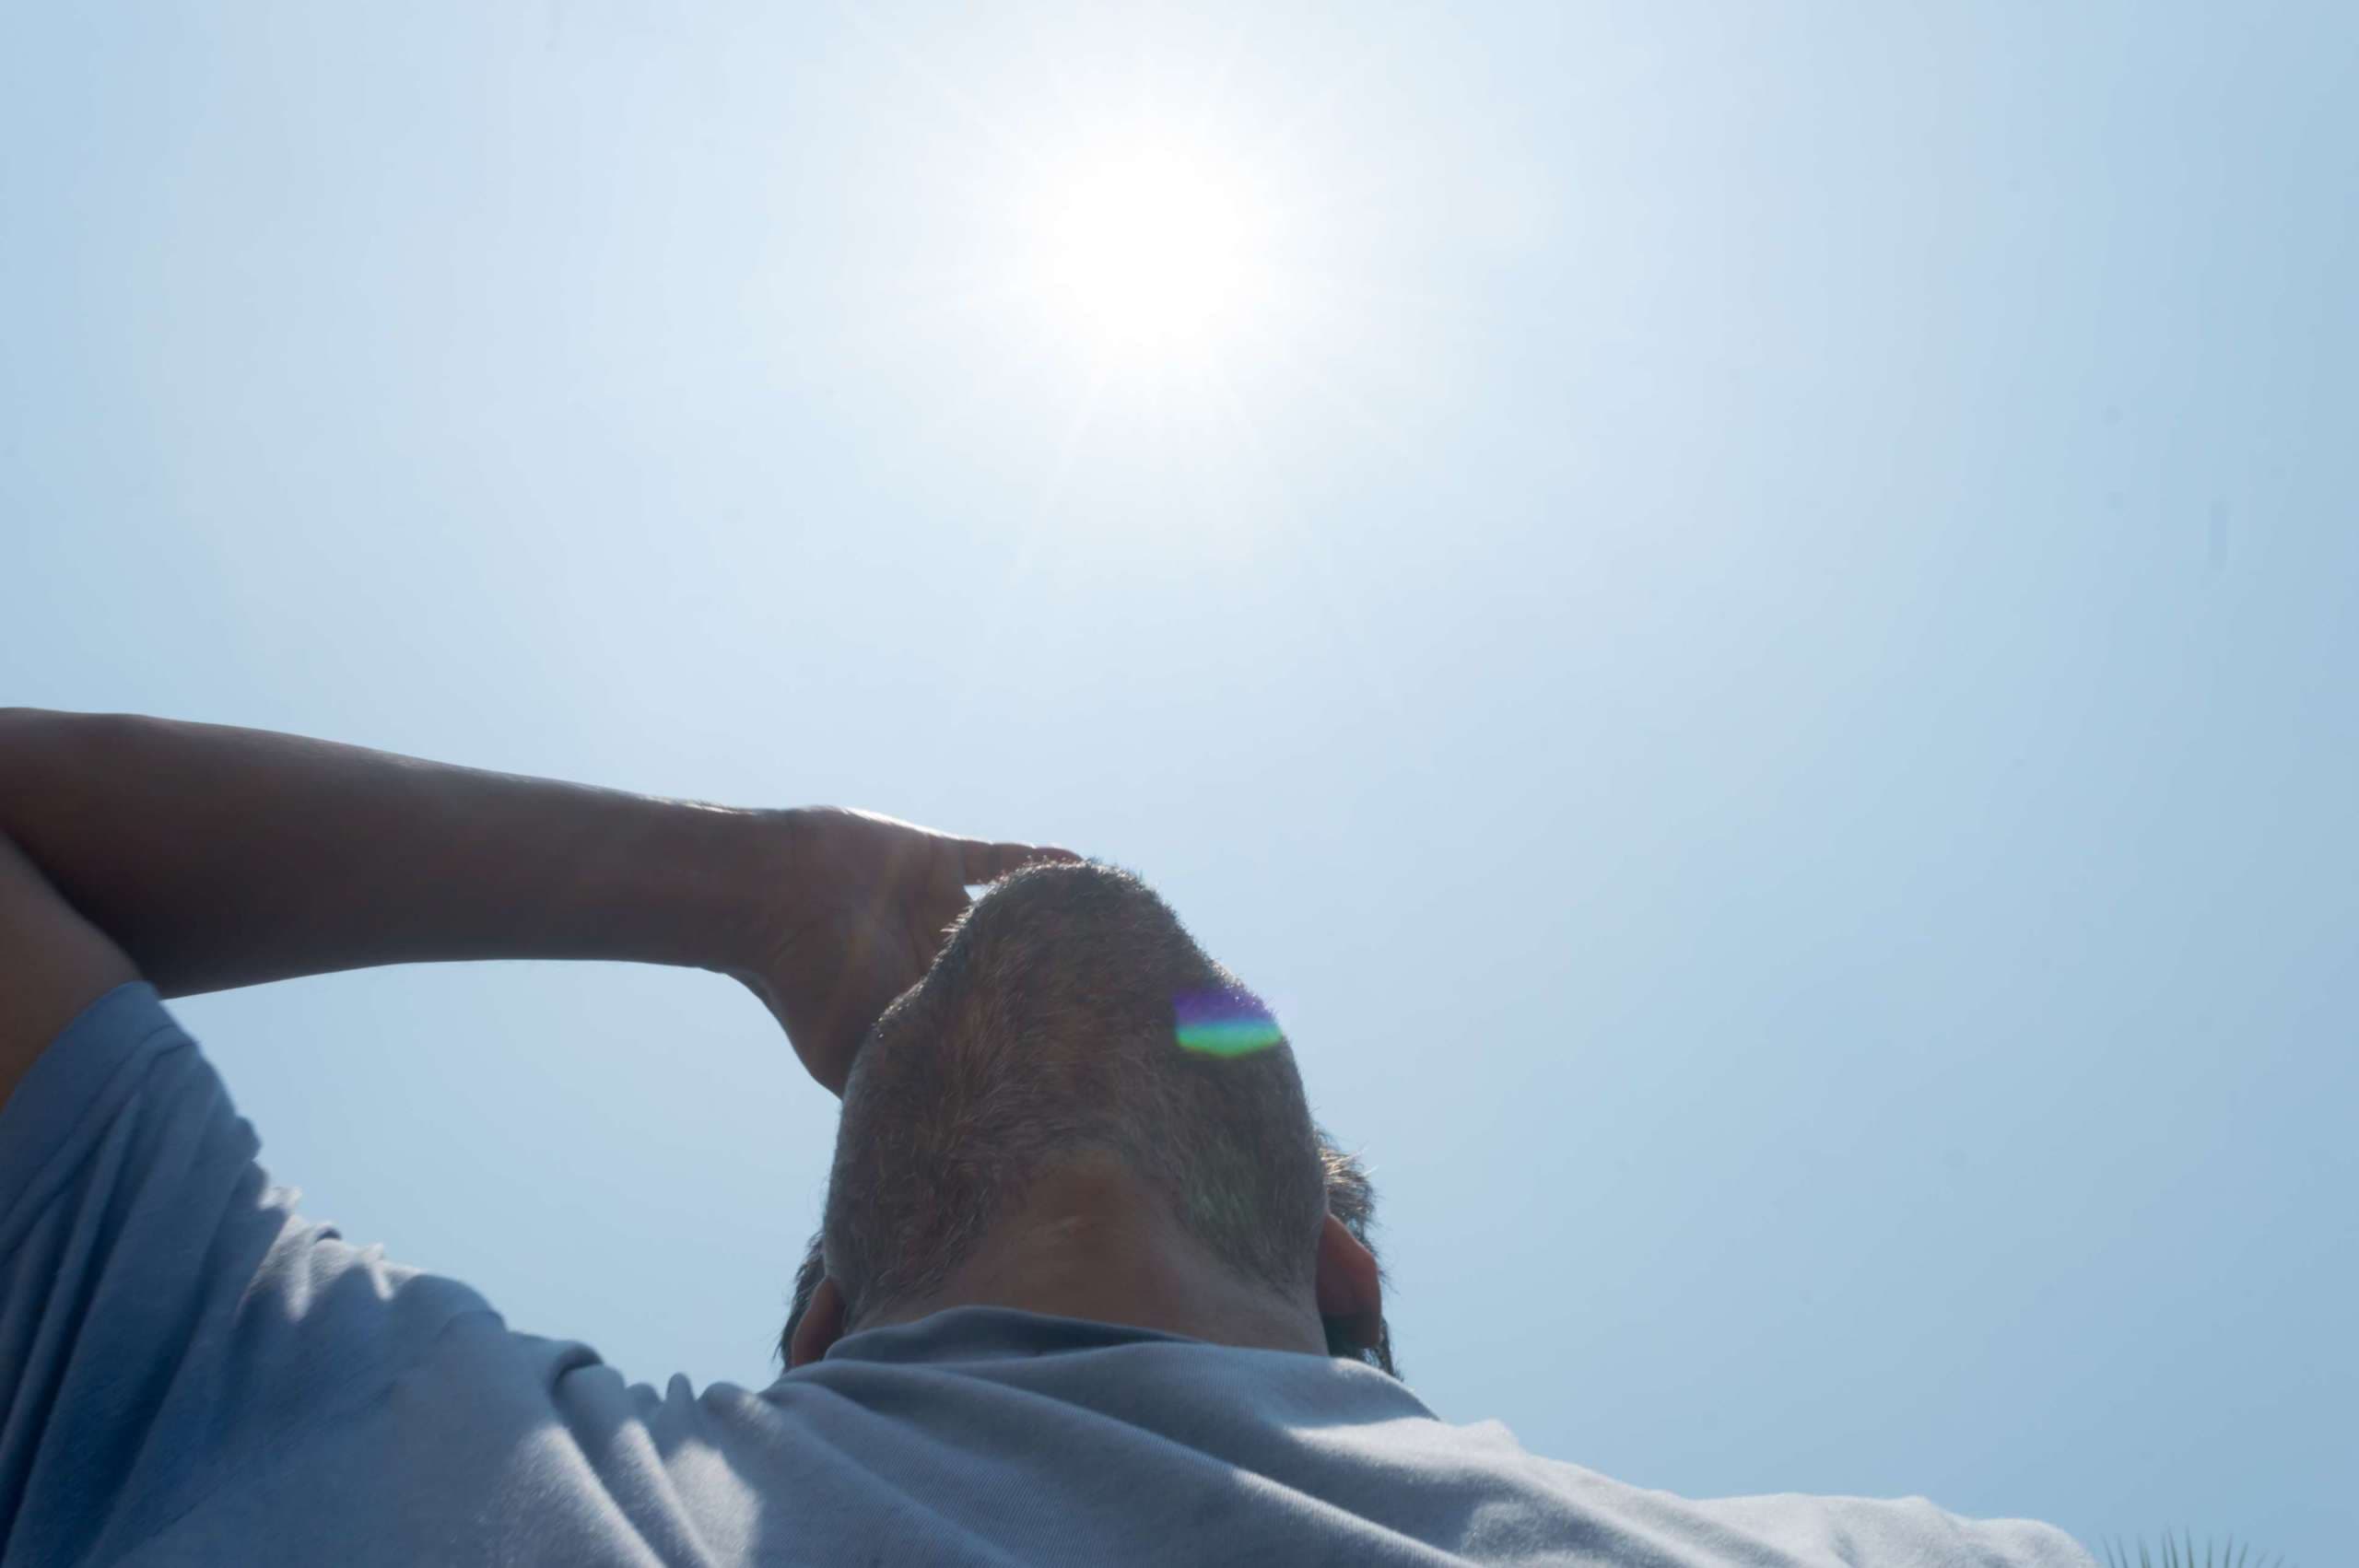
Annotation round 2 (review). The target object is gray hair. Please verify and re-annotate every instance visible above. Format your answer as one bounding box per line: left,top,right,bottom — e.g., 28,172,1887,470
783,861,1396,1375
781,1124,1394,1375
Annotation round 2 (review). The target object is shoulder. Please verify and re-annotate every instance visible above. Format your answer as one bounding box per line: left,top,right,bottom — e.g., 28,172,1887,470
1684,1487,2099,1566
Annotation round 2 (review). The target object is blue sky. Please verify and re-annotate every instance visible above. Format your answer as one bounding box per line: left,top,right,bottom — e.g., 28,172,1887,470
5,3,2353,1561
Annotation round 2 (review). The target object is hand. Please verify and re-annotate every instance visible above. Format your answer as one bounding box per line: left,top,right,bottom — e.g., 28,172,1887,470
728,807,1074,1094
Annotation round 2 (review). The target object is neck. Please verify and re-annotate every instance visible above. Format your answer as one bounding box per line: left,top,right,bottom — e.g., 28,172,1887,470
864,1153,1326,1356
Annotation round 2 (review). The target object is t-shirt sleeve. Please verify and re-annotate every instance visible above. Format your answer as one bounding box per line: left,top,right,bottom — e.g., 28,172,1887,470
0,983,493,1564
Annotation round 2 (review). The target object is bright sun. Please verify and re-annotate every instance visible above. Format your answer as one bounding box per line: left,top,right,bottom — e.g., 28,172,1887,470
1032,137,1270,363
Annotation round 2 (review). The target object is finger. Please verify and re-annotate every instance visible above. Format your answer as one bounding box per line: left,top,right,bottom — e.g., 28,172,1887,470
956,837,1080,885
910,890,972,965
815,930,910,1095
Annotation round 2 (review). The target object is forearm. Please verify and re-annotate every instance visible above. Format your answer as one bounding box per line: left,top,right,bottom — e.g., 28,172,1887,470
0,709,776,998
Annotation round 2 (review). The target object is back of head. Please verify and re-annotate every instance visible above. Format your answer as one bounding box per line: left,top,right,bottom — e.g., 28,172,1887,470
820,861,1330,1336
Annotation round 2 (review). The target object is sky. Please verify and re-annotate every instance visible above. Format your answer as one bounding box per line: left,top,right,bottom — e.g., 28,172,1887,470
4,2,2353,1562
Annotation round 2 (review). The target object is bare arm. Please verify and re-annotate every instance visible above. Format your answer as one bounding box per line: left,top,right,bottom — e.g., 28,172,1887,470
0,828,138,1109
0,708,1069,1101
0,708,778,998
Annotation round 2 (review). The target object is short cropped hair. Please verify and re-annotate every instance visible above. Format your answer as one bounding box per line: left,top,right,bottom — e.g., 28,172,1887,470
784,861,1396,1376
780,1125,1394,1375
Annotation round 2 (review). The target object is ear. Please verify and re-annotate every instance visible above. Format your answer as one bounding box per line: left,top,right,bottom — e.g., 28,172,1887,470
788,1276,849,1369
1313,1213,1383,1351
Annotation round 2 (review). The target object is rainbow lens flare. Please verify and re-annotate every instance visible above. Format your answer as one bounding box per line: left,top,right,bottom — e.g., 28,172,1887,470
1173,989,1284,1058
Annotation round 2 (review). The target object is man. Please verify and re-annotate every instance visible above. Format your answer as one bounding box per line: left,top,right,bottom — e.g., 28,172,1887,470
0,708,2091,1565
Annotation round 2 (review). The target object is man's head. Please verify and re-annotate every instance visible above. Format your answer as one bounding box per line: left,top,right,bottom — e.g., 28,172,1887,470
781,861,1391,1375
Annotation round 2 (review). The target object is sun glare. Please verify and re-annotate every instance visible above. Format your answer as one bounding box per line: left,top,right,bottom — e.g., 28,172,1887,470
1033,137,1270,362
